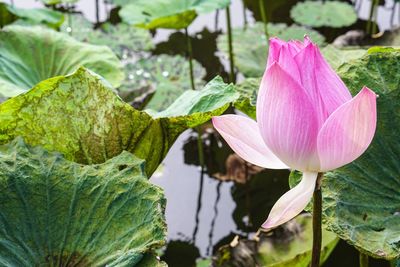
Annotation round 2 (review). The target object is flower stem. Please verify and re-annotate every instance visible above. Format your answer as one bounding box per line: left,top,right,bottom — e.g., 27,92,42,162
359,253,369,267
311,173,323,267
258,0,269,40
225,6,235,83
185,27,195,91
95,0,100,24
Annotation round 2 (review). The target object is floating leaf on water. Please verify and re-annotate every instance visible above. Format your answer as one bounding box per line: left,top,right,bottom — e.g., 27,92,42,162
0,67,238,176
213,214,338,267
290,47,400,260
321,45,367,70
217,22,325,77
120,54,205,111
0,137,166,266
0,2,64,28
61,16,154,59
119,0,231,29
290,1,357,28
0,25,124,99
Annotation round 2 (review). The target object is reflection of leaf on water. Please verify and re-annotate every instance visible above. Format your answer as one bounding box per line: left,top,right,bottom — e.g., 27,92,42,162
212,214,338,267
232,169,289,232
183,125,233,177
154,29,229,81
161,240,200,267
242,0,298,24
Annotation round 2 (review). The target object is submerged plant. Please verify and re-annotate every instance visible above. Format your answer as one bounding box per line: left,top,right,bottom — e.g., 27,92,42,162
212,37,377,265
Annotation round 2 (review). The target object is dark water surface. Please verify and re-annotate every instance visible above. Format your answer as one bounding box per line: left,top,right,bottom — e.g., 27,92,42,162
10,0,398,266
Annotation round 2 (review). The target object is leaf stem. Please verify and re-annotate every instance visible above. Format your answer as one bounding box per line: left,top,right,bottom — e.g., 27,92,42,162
258,0,269,40
95,0,100,24
185,27,196,91
311,172,323,267
225,6,235,83
360,252,369,267
242,1,248,29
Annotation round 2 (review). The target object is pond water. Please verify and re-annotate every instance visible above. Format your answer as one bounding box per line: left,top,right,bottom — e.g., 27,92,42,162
9,0,397,266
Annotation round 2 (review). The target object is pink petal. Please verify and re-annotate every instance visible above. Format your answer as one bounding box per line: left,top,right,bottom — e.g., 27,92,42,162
267,38,304,68
212,115,288,169
317,87,377,171
267,38,285,67
294,43,352,124
277,44,301,84
262,171,318,230
257,62,320,171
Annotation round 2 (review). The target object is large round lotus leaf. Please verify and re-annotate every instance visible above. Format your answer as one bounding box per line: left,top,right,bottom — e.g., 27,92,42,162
0,25,124,99
0,67,238,176
290,1,357,28
119,0,231,29
217,22,325,77
321,45,367,70
0,2,64,28
290,47,400,259
61,16,154,59
0,137,166,266
213,214,338,267
233,77,260,119
120,54,205,111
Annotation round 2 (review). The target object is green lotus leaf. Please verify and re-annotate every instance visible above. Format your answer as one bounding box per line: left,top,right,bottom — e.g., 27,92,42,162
40,0,79,4
0,67,238,176
233,77,260,119
137,254,167,267
0,137,166,266
61,17,154,59
0,25,124,99
217,22,325,77
119,54,205,111
290,1,357,28
290,48,400,259
119,0,231,29
213,214,338,267
321,45,367,70
0,2,64,28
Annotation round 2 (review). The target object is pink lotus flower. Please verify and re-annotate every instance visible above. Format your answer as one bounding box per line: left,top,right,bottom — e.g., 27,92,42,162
212,37,377,230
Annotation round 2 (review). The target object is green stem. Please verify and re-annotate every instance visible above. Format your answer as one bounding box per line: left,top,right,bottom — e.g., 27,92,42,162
258,0,269,40
371,0,379,35
311,173,323,267
95,0,100,24
359,253,369,267
243,1,248,29
67,4,72,36
225,6,235,83
215,9,219,31
367,0,379,35
185,28,196,91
